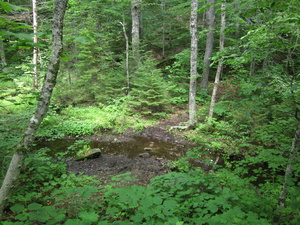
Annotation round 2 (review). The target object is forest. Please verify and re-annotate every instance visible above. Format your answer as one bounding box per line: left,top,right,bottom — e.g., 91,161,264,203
0,0,300,224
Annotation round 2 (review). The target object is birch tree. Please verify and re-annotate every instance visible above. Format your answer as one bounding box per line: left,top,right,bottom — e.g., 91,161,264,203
208,0,226,119
200,0,215,91
119,13,130,93
131,0,141,67
189,0,199,127
0,0,68,218
32,0,38,89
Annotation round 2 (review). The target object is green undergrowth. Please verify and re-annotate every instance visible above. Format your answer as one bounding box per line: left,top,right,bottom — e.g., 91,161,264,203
182,78,298,157
1,76,300,224
0,81,38,158
0,79,39,114
3,146,299,224
0,108,35,181
37,105,157,139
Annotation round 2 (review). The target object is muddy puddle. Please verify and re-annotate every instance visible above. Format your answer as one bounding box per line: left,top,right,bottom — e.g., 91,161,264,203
34,136,189,160
34,134,223,185
34,136,192,185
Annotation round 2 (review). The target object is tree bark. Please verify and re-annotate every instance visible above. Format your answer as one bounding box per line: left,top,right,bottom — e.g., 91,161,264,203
32,0,38,89
0,41,6,68
161,0,166,58
131,0,141,67
119,13,130,94
0,0,68,219
189,0,199,127
234,3,240,39
208,1,226,119
277,122,300,218
200,0,215,91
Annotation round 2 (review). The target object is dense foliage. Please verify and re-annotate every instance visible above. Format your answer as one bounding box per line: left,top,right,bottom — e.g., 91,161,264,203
1,0,300,224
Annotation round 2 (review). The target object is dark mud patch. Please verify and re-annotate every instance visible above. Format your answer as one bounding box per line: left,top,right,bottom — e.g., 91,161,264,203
67,154,170,186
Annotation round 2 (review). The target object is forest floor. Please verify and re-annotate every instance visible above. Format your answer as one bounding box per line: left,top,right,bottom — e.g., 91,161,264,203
67,110,195,186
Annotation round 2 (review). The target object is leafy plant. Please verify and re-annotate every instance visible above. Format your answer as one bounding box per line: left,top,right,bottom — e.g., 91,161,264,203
11,148,66,194
75,144,92,160
67,139,91,152
100,168,273,224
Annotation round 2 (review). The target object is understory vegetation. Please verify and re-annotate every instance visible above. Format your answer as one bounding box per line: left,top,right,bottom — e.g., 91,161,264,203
1,71,299,224
1,0,300,224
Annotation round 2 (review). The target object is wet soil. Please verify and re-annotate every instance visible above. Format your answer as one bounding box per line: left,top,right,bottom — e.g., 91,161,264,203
67,154,171,186
66,110,195,185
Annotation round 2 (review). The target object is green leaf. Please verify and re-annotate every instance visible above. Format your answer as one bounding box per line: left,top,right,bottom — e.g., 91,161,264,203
0,2,27,12
51,213,66,224
96,221,110,225
106,206,119,215
281,107,293,112
28,211,50,222
2,221,24,225
142,208,156,218
176,222,184,225
10,204,25,213
79,211,99,222
206,201,219,213
131,212,144,223
28,203,42,211
64,219,82,225
15,213,28,221
61,173,68,179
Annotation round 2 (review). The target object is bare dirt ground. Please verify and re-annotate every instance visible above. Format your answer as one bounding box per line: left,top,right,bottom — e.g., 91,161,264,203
67,110,194,185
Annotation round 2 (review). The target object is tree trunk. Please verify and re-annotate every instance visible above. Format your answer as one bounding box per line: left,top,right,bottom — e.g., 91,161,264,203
277,122,300,219
32,0,38,89
188,0,199,127
0,0,68,219
0,41,6,68
234,3,240,39
200,0,215,91
131,0,141,67
161,0,166,58
119,13,130,94
208,1,226,119
250,58,255,76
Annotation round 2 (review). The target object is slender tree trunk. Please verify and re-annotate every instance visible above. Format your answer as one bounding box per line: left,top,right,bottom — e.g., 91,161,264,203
32,0,39,89
0,0,68,219
188,0,199,127
262,56,268,73
201,0,215,91
161,0,166,58
208,1,226,119
250,58,255,76
276,121,300,221
0,41,6,68
234,3,240,39
131,0,141,67
119,13,130,94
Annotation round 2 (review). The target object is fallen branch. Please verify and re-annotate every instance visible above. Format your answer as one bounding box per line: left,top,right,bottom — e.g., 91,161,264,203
169,125,189,131
214,155,220,164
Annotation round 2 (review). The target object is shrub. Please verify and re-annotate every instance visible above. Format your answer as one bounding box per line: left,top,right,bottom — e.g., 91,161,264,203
127,56,170,117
